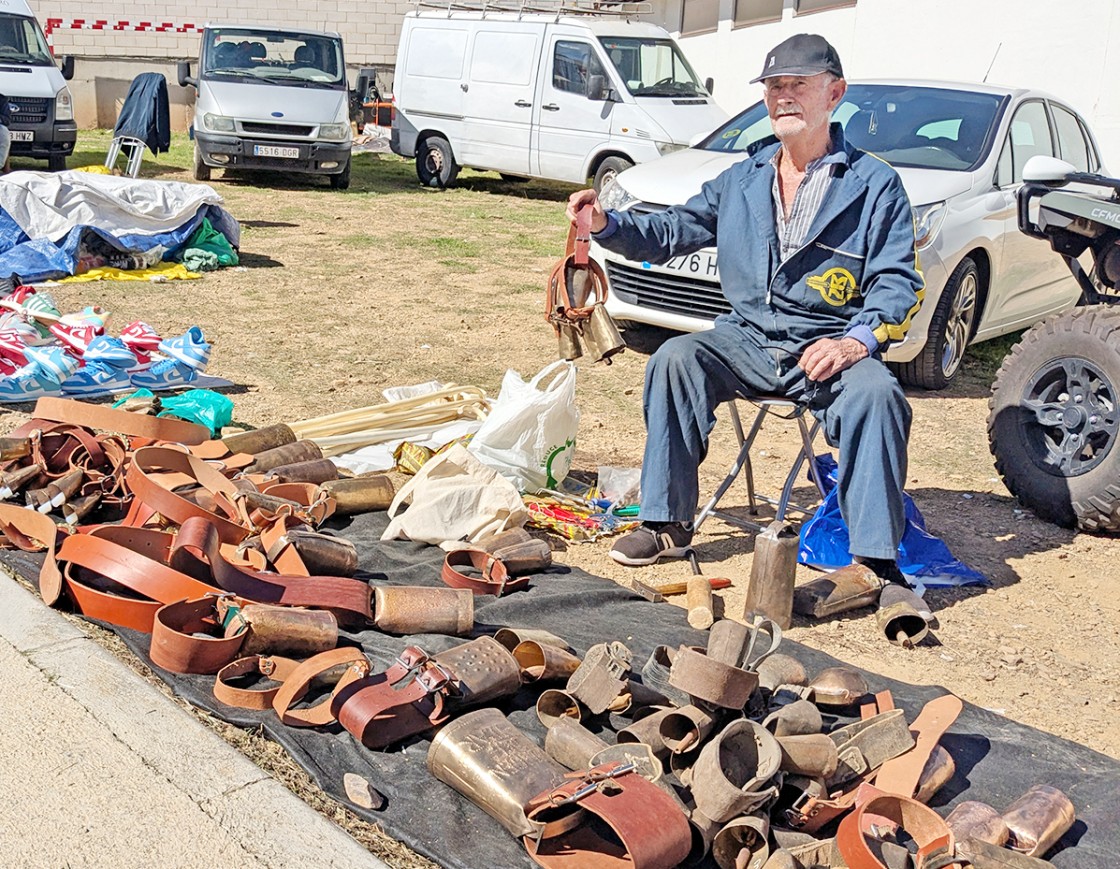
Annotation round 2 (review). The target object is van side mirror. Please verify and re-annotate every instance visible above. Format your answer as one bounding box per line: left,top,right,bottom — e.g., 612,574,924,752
355,73,371,102
178,61,196,88
59,55,75,81
704,76,714,95
1022,155,1076,187
586,74,606,101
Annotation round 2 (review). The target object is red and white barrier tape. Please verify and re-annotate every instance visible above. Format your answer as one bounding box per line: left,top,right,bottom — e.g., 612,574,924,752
44,18,203,45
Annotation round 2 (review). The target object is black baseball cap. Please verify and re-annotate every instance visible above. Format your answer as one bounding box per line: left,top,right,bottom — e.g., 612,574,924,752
750,33,844,83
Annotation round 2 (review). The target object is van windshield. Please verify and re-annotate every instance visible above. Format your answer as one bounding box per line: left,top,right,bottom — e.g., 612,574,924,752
699,83,1007,172
202,28,345,88
0,13,56,66
598,37,707,97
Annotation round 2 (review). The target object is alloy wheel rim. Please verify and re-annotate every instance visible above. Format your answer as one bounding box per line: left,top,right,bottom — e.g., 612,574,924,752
1020,355,1120,476
940,272,977,378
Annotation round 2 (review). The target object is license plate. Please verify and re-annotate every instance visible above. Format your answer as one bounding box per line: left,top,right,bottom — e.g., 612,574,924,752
10,131,32,142
253,144,299,159
644,250,719,278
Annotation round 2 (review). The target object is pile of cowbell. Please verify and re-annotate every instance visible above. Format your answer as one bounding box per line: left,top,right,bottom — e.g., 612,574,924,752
0,285,212,402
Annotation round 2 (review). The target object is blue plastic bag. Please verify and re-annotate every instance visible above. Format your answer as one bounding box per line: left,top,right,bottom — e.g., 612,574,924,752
798,454,987,588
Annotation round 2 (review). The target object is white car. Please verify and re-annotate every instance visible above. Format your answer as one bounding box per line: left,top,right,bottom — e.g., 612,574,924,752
595,79,1106,388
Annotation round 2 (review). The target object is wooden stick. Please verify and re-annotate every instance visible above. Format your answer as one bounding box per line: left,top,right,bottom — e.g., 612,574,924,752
646,576,732,596
686,576,715,629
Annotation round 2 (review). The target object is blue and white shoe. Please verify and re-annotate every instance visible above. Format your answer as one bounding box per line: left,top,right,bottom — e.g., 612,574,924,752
0,346,79,403
129,357,200,390
61,337,138,397
158,326,211,371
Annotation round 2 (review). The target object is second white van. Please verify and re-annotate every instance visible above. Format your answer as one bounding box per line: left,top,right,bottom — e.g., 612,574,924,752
391,7,727,190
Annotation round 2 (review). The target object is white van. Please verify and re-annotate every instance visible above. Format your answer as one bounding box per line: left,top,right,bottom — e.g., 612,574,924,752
0,0,76,171
391,5,727,189
178,25,353,188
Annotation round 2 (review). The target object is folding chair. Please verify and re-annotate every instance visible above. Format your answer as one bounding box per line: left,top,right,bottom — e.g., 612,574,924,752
694,397,828,532
105,72,170,178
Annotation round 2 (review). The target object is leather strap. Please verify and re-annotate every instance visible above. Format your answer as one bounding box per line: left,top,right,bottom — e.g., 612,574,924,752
524,761,692,869
33,396,210,444
441,548,526,596
271,647,371,727
214,655,301,710
170,517,373,624
0,501,66,605
331,646,452,749
874,694,963,797
668,644,759,710
150,596,248,674
836,787,961,869
574,203,591,266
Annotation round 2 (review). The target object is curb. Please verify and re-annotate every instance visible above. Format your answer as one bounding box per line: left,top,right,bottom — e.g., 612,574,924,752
0,568,389,869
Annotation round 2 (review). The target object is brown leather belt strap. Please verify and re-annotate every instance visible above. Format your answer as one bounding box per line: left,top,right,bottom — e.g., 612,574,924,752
125,446,250,544
332,646,451,749
441,548,526,596
836,788,961,869
0,501,65,605
667,644,759,709
271,647,371,727
524,761,692,869
874,693,963,798
33,396,211,445
214,655,301,710
150,597,248,674
170,517,373,624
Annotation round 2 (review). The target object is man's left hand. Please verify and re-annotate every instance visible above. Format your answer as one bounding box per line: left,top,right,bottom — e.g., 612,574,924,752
799,337,868,381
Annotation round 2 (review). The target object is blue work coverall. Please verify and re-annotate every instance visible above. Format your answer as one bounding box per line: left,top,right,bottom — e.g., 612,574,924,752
596,125,924,559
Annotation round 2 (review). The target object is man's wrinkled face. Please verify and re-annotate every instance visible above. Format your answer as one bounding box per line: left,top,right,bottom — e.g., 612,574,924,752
763,73,846,142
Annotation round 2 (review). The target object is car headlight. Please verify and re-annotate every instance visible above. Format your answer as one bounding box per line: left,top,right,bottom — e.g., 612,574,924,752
55,87,73,122
655,141,685,157
912,202,947,251
319,123,351,141
599,177,637,212
203,113,235,133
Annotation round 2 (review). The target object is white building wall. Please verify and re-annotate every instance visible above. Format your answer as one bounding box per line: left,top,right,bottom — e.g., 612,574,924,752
671,0,1120,168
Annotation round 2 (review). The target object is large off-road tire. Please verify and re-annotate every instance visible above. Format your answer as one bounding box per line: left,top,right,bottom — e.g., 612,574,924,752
416,135,458,189
192,145,211,181
988,305,1120,531
894,256,979,390
593,156,633,192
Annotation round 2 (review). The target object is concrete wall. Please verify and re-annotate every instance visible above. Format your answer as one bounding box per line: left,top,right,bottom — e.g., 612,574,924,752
661,0,1120,168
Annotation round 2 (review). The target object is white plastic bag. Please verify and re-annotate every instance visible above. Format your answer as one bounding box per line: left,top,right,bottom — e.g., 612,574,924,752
380,444,528,545
468,361,580,493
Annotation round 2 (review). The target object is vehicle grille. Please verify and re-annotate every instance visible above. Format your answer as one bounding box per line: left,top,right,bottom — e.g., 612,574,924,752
240,121,314,137
10,96,48,124
606,260,729,321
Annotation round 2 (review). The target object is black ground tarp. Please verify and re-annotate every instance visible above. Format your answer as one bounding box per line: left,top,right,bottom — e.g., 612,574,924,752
4,511,1117,868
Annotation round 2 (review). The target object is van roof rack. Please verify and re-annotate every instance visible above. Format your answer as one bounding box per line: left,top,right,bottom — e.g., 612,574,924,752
412,0,652,21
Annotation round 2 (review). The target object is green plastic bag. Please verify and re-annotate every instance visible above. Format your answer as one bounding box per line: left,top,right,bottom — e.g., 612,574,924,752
174,217,239,270
114,388,234,437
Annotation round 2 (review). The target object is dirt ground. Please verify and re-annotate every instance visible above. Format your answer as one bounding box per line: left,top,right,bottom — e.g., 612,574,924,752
4,136,1119,865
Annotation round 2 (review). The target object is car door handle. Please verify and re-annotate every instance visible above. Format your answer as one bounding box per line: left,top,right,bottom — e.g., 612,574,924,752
542,103,560,111
514,99,532,108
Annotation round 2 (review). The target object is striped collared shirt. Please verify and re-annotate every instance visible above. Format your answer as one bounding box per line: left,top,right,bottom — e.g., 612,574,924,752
770,139,846,262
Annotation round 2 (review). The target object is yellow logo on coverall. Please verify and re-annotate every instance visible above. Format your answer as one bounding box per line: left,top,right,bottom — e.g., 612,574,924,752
807,267,860,306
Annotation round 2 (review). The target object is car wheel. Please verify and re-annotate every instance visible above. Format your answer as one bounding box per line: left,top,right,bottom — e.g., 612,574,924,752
594,156,633,193
48,154,67,172
329,158,351,190
416,135,458,189
894,256,979,390
988,305,1120,531
192,145,211,181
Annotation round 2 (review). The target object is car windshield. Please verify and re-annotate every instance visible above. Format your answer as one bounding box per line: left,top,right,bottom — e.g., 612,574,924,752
0,13,55,66
598,37,708,97
202,28,345,88
699,84,1007,171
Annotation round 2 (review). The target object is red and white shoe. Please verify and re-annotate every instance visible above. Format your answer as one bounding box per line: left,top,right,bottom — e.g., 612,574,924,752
119,320,163,370
49,321,105,357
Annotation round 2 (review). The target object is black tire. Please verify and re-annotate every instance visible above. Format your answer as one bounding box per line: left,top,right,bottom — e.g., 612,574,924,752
593,156,633,192
894,256,980,390
192,145,211,181
416,135,458,189
499,173,529,183
329,157,351,189
48,154,66,172
987,305,1120,531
